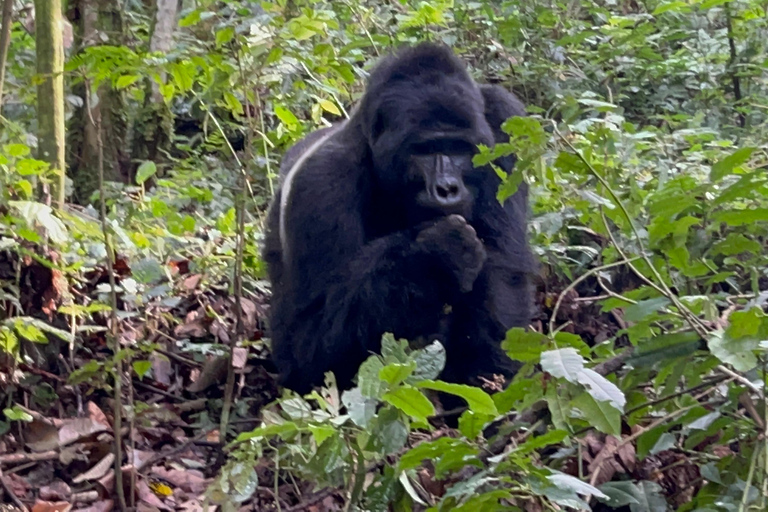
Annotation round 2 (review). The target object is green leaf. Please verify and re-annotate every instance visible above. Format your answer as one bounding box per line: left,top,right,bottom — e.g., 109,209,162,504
514,429,569,455
726,307,764,339
708,330,758,372
382,385,434,423
710,147,756,182
624,297,670,323
12,319,47,343
319,99,341,116
9,201,68,245
418,380,498,416
540,348,584,383
5,143,30,157
572,392,621,436
215,27,235,46
6,317,74,343
713,208,768,226
357,355,386,399
3,405,33,422
410,341,446,382
308,424,335,446
135,161,158,185
341,387,376,428
274,105,299,127
547,471,607,499
597,481,642,507
133,360,152,378
457,410,492,439
379,362,415,386
115,75,141,89
576,368,626,411
502,328,550,363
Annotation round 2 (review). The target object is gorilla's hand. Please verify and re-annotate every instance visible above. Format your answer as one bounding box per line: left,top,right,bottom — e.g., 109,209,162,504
416,214,487,293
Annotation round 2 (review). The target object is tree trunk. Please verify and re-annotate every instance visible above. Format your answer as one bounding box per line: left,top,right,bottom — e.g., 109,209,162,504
0,0,14,110
67,0,129,203
35,0,66,206
130,0,177,168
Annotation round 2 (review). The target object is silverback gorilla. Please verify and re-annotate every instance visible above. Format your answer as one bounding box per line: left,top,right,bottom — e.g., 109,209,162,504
263,43,534,395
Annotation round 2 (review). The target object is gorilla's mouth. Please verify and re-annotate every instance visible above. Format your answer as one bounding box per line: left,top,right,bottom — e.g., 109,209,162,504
415,190,473,219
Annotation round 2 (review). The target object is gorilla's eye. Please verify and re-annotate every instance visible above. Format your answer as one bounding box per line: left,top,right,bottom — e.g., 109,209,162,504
412,139,475,156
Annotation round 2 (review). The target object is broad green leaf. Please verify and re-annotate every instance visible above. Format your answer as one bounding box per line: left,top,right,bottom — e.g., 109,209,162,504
5,143,30,157
357,355,386,399
379,362,415,386
708,330,758,372
382,385,434,423
514,429,569,455
713,208,768,226
215,27,235,46
597,481,642,508
502,328,550,363
576,368,626,411
418,380,497,416
133,360,152,378
572,392,621,436
710,147,756,182
547,471,607,499
274,105,299,127
12,319,47,343
341,387,376,428
624,297,670,323
135,161,157,185
308,424,335,446
9,201,68,245
410,340,445,382
115,75,141,89
541,348,584,383
457,410,492,439
6,317,74,343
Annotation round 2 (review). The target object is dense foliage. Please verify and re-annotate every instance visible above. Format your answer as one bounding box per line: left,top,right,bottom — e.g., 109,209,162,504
2,0,768,510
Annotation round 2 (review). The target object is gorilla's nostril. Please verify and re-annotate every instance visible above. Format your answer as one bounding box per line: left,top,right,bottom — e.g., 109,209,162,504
437,186,450,198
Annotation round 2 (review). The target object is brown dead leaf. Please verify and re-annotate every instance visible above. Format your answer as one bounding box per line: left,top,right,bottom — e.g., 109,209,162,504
174,319,208,338
87,402,111,431
31,501,71,512
26,419,60,452
72,500,113,512
206,430,220,444
183,274,202,291
3,472,29,499
232,347,248,370
150,353,172,386
130,449,156,471
73,453,115,483
39,480,72,501
178,498,215,512
187,355,227,393
59,418,110,447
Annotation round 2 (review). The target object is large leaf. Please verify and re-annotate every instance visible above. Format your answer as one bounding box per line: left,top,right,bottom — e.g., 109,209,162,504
541,348,584,383
576,368,626,411
382,386,434,424
572,392,621,437
418,380,498,416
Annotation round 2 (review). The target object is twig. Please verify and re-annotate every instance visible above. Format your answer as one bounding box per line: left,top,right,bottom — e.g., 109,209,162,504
85,78,126,511
284,488,337,512
0,450,59,465
0,465,28,512
138,428,217,473
548,257,641,335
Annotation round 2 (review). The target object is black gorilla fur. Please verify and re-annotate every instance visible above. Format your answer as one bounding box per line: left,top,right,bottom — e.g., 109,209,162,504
263,43,535,395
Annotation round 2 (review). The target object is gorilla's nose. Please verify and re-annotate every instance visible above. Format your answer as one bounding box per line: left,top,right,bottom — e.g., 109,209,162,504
433,175,465,207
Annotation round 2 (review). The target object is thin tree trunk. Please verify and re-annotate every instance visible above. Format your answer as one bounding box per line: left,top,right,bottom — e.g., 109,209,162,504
131,0,177,167
35,0,67,206
0,0,14,110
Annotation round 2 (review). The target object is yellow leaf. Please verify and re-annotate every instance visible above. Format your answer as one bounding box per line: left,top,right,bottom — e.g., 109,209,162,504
319,99,341,116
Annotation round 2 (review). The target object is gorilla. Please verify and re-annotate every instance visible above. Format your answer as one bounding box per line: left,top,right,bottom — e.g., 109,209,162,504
263,43,535,396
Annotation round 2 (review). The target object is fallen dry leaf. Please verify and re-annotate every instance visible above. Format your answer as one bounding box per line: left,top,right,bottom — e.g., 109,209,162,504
39,480,72,501
31,501,71,512
72,500,113,512
137,478,174,511
73,453,115,483
87,402,111,431
26,419,60,452
59,418,110,447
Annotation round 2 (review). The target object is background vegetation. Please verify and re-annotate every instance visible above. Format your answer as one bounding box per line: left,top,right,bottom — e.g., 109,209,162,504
1,0,768,510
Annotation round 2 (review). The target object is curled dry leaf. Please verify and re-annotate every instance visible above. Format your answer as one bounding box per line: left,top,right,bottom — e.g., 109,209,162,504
72,453,115,483
39,480,72,501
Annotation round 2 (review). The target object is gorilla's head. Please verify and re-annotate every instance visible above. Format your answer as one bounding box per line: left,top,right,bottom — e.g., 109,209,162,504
358,43,495,222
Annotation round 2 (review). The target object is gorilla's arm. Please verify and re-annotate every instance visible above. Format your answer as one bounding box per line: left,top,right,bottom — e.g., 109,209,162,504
442,84,535,385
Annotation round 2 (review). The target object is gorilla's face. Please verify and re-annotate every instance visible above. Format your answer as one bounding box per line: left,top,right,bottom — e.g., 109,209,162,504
406,137,476,216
